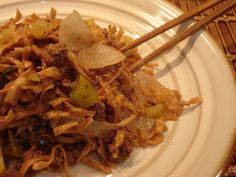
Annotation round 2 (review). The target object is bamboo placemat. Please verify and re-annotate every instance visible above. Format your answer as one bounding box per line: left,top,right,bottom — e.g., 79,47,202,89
167,0,236,176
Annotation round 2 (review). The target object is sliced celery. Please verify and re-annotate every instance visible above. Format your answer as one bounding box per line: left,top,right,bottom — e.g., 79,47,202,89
0,29,13,47
145,104,163,119
28,21,54,39
69,75,98,108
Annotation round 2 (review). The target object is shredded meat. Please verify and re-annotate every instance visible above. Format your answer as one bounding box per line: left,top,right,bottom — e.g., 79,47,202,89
43,43,67,67
115,138,133,163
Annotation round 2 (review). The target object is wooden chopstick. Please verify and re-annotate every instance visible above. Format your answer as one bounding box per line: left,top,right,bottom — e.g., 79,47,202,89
129,0,236,72
120,0,224,53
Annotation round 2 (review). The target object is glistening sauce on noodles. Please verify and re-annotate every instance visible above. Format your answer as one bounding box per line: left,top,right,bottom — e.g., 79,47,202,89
0,8,201,177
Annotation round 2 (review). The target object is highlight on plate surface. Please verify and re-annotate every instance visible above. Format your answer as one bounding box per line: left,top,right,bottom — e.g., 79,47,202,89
0,8,201,177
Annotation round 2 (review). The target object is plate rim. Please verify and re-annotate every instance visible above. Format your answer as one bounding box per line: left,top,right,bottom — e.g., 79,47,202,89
0,0,236,176
161,1,236,176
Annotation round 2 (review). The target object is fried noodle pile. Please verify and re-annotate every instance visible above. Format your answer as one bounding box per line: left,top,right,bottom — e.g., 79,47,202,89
0,8,201,177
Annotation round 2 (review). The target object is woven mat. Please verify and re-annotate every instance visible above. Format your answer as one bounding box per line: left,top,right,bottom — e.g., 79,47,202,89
168,0,236,176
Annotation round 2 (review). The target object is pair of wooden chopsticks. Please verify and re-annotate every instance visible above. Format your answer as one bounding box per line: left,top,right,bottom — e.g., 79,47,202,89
121,0,236,72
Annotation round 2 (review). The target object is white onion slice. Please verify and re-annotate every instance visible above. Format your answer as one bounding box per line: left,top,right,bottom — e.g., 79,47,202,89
59,11,94,50
127,116,155,132
133,71,163,103
76,43,126,69
81,115,135,137
134,71,163,91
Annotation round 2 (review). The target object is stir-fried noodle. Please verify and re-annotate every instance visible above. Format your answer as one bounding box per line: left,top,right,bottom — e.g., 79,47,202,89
0,8,201,177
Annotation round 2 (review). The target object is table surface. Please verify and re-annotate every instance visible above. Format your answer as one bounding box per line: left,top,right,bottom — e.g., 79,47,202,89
168,0,236,176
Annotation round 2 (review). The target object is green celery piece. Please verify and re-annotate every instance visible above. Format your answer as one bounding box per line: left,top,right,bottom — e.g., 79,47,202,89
69,75,98,108
145,104,163,119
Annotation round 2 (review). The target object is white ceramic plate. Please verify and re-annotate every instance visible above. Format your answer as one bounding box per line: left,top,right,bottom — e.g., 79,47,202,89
1,0,236,177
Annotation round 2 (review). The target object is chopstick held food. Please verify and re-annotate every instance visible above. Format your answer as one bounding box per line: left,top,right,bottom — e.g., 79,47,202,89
0,6,206,177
